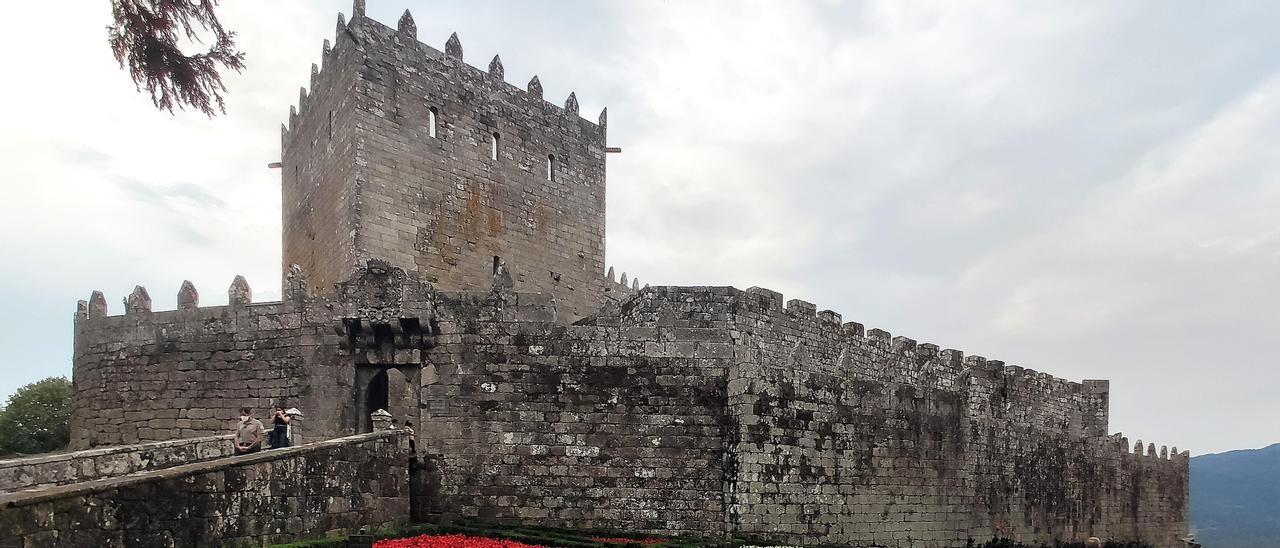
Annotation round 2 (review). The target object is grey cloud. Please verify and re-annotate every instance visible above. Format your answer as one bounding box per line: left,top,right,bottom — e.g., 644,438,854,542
2,0,1278,454
54,143,114,168
113,177,229,210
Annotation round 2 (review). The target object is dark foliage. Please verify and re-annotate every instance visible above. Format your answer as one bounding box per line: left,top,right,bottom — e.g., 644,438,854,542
107,0,246,116
0,377,74,456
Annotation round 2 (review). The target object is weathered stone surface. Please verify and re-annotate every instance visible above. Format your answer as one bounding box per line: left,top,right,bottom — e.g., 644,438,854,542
228,275,251,306
124,285,152,315
285,263,308,301
0,431,409,547
488,54,504,80
0,435,234,493
88,290,108,318
445,32,462,59
62,8,1189,548
177,280,199,309
527,75,542,98
71,261,1186,546
396,9,416,39
280,14,623,322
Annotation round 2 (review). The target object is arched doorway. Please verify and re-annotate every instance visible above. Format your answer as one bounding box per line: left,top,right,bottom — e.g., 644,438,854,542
362,369,389,432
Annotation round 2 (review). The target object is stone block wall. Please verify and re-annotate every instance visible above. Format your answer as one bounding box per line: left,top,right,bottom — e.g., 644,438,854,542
69,263,1187,547
368,279,1186,547
0,435,234,494
280,14,364,293
0,431,411,548
413,288,733,533
967,432,1189,547
717,286,1187,547
726,363,973,545
69,297,316,449
1088,437,1190,543
282,8,614,321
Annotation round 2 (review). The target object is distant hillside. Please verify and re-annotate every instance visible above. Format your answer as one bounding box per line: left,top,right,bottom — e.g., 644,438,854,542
1190,443,1280,548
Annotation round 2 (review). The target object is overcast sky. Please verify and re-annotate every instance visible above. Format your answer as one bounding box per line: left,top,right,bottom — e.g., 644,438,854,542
1,0,1277,455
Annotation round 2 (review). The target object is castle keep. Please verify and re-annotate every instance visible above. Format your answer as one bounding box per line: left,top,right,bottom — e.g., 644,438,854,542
40,3,1189,547
281,2,618,320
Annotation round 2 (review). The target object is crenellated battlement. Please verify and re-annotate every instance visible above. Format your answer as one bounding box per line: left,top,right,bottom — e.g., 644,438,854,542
602,265,645,300
74,275,294,326
282,2,604,149
69,261,1188,545
1107,433,1191,462
710,283,1187,545
279,1,612,323
607,283,1119,440
731,284,1097,392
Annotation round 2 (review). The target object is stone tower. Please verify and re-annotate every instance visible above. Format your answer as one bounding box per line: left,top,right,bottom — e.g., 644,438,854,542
281,2,613,320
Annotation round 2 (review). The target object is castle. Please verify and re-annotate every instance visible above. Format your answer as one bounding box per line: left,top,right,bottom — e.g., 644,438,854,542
40,3,1190,547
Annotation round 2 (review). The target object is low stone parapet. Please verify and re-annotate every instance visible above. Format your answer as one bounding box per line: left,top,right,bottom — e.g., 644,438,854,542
0,430,410,547
0,434,235,494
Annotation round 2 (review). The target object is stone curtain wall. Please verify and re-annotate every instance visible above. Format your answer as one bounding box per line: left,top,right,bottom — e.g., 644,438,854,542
71,261,1187,546
69,267,408,448
70,299,312,449
720,287,1188,547
414,283,1184,546
1089,438,1190,543
726,288,975,544
725,367,1186,547
70,264,442,451
725,360,973,545
413,289,733,533
0,431,410,548
0,435,233,494
282,9,615,321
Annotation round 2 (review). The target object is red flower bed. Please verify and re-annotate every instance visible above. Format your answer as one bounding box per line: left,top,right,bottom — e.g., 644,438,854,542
376,534,545,548
589,538,666,545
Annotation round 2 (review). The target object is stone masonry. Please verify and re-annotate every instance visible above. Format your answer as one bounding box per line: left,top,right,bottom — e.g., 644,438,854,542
69,262,1190,547
0,435,234,494
61,3,1190,547
282,3,628,321
0,431,410,547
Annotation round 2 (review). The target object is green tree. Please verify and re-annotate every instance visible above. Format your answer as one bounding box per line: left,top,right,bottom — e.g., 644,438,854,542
0,377,74,456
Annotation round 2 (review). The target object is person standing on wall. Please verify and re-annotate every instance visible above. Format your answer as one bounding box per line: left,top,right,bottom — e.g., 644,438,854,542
403,420,417,455
269,405,291,449
234,407,265,455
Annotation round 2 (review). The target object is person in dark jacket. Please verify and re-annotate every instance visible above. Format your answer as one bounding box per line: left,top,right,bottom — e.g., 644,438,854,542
268,405,291,448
